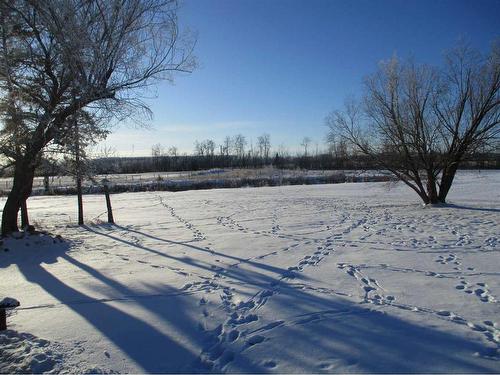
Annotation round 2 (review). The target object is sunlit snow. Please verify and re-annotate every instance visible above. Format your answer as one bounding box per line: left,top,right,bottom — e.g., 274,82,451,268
1,170,499,373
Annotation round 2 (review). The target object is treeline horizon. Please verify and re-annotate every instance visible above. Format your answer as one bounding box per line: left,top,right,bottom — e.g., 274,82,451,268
23,150,500,178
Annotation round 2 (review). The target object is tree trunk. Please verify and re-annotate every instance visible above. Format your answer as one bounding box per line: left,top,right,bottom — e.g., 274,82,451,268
0,309,6,331
77,177,84,225
1,159,35,236
103,185,114,224
438,163,459,203
20,199,29,228
426,172,440,204
412,186,430,204
75,116,84,225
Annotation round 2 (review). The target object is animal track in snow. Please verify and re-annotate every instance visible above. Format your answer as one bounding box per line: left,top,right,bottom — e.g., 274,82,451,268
246,335,265,346
473,283,497,303
424,271,445,278
435,253,461,266
192,229,339,371
279,242,335,282
484,237,498,249
454,280,497,303
336,263,396,305
158,196,206,242
262,360,277,368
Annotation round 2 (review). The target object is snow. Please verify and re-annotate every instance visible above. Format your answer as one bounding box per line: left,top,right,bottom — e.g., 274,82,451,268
0,168,389,196
0,330,63,373
0,170,499,373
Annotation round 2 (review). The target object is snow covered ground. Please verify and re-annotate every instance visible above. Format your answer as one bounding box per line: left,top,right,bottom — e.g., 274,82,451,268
0,170,499,373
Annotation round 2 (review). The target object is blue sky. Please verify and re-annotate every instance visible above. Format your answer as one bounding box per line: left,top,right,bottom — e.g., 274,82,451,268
101,0,500,156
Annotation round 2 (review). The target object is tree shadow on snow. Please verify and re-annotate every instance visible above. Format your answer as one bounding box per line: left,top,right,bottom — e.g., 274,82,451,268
0,232,69,269
9,230,499,373
84,224,309,286
441,203,500,213
225,283,499,373
15,250,204,373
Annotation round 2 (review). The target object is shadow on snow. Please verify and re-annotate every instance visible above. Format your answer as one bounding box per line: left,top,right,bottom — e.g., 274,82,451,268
2,227,498,373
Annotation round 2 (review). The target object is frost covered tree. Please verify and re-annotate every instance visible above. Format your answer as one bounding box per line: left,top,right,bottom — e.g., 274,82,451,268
326,42,499,204
0,0,196,235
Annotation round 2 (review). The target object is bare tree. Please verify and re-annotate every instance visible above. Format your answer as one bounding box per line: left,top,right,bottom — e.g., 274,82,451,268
326,42,499,204
264,134,272,160
152,144,165,158
204,139,216,157
151,143,164,170
277,143,289,158
222,136,232,157
257,133,271,161
167,146,178,157
326,132,349,166
233,134,247,159
0,0,196,234
248,138,255,159
194,140,203,156
301,137,312,157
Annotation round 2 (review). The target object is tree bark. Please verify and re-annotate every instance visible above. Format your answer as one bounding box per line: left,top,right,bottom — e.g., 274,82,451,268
438,163,459,203
20,199,29,228
1,158,35,236
426,172,440,204
77,177,84,225
0,309,6,331
75,118,84,225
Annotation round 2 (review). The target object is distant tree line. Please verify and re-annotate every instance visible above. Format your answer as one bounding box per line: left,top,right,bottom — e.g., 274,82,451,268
0,128,496,179
80,132,499,175
22,149,498,177
86,152,500,175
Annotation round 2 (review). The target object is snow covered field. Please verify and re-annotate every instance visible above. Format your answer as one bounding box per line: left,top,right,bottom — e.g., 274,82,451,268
1,170,499,373
0,168,388,195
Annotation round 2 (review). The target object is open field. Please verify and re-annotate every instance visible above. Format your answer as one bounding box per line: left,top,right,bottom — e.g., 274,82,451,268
0,168,390,196
0,170,499,373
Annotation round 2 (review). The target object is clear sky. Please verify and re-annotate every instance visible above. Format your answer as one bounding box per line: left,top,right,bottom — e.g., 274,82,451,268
100,0,500,156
